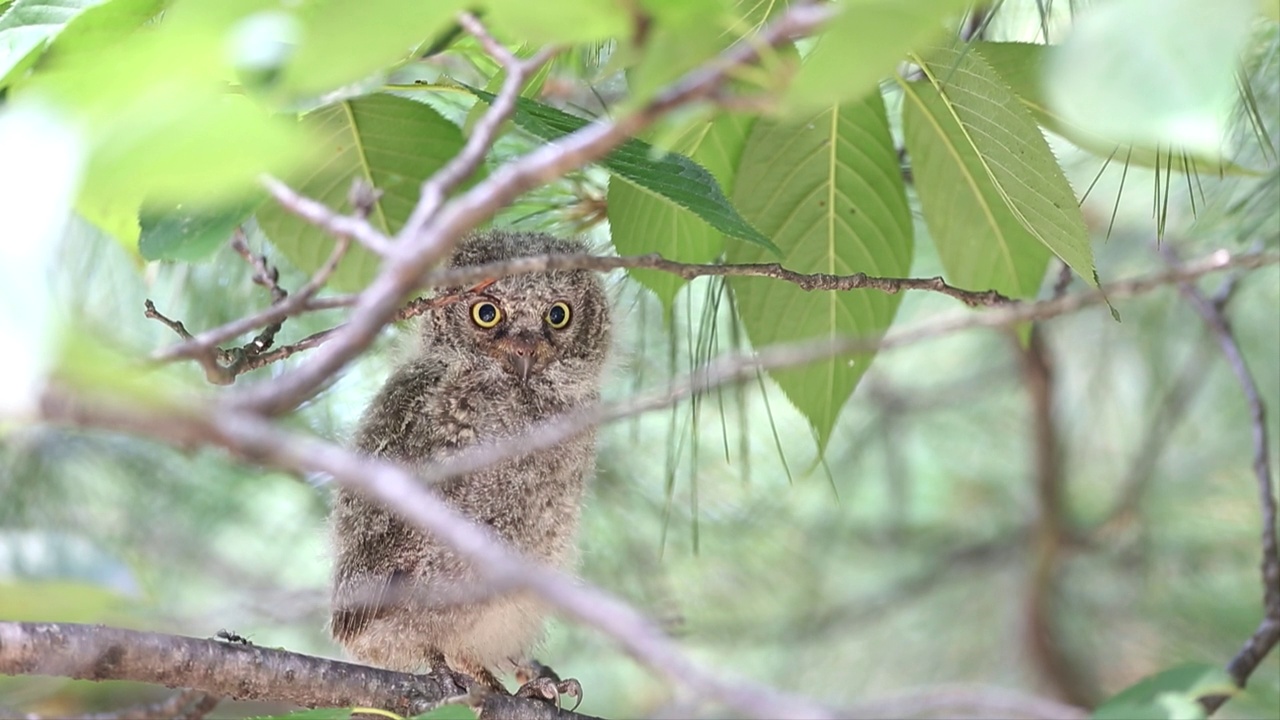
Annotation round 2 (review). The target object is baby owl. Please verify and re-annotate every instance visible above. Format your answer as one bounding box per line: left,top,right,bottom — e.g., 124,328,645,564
329,230,610,700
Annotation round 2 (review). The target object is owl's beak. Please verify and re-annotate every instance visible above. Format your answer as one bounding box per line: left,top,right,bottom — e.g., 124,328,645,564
500,334,549,382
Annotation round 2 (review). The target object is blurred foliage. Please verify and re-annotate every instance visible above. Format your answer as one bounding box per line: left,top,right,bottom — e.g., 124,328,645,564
1,0,1278,719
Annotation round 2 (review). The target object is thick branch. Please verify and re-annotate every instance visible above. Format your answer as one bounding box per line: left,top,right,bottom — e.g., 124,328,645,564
0,622,597,720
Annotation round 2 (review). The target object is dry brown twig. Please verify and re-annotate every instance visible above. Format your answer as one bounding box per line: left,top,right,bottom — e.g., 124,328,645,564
1156,246,1279,715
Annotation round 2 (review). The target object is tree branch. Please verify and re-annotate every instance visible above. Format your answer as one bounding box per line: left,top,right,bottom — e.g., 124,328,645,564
152,248,1276,379
0,622,597,720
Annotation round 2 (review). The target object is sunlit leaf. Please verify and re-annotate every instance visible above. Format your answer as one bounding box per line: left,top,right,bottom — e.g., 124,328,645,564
783,0,972,118
275,0,467,98
0,0,112,88
915,44,1097,285
901,80,1051,298
608,113,754,310
728,92,912,449
256,94,472,291
469,87,775,252
976,41,1260,175
487,0,630,44
0,581,129,622
1046,0,1256,161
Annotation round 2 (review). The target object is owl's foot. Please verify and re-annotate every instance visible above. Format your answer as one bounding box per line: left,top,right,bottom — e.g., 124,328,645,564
514,677,583,711
426,655,481,697
514,661,581,711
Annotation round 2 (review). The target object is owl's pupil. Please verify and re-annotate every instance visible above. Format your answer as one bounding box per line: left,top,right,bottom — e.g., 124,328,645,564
549,306,566,325
478,304,496,322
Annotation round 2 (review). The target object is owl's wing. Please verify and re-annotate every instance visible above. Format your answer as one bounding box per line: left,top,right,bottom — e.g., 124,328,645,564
332,358,446,642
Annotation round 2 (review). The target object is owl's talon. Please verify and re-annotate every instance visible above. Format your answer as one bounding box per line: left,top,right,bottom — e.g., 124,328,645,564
426,662,478,697
514,677,582,711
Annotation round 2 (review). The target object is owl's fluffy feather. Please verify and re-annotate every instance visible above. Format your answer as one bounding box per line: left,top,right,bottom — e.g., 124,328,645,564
329,231,610,682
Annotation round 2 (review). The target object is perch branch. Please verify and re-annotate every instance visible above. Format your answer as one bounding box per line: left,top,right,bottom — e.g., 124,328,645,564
0,622,596,720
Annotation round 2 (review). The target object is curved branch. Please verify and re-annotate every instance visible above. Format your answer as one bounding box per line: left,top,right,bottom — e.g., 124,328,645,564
0,622,598,720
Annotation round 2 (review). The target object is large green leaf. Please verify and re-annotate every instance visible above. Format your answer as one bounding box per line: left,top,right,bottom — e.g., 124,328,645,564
256,94,472,291
608,113,754,310
727,92,912,449
0,0,111,88
1092,663,1236,720
139,197,260,262
915,45,1097,285
901,80,1050,299
783,0,972,118
975,41,1259,175
1046,0,1256,162
468,87,776,253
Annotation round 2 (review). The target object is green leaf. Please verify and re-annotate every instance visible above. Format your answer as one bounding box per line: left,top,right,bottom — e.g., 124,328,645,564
975,41,1259,175
727,92,913,449
139,198,260,262
0,0,109,89
1046,0,1256,161
467,87,776,253
27,16,317,208
43,0,164,62
275,0,467,98
249,709,362,720
915,45,1097,286
487,0,630,44
901,80,1050,299
783,0,972,118
1092,663,1237,720
0,581,128,622
256,94,472,291
608,113,754,310
414,706,477,720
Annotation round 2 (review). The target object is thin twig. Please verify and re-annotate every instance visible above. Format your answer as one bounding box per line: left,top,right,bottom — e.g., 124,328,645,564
402,13,558,234
147,236,352,382
1157,246,1279,714
156,244,1225,374
261,176,392,256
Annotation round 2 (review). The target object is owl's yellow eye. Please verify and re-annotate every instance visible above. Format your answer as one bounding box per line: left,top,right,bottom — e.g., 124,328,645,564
545,302,572,329
470,300,502,328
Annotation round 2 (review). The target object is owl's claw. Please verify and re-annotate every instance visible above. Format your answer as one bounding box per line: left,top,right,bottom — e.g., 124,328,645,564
514,677,583,712
426,660,479,697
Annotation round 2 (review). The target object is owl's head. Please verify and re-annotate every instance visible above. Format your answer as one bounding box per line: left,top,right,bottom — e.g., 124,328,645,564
422,231,611,399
